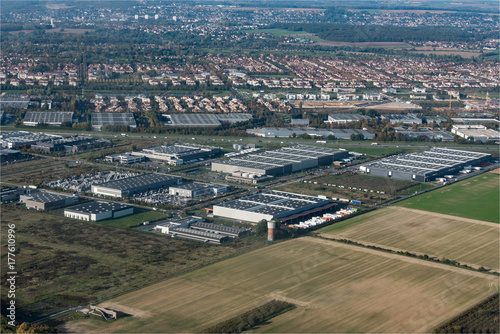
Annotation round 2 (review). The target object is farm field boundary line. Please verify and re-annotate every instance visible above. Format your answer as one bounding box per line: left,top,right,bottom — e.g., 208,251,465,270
396,207,499,227
305,237,498,279
315,234,494,272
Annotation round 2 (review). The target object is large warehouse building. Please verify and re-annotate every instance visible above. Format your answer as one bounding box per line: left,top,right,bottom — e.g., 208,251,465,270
246,127,375,139
213,190,337,223
131,143,222,165
23,112,74,126
212,145,348,176
91,173,182,198
64,201,133,222
359,147,491,182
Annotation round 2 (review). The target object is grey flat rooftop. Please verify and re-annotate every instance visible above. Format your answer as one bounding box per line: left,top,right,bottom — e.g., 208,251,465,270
166,113,221,126
141,143,218,157
216,160,280,171
216,190,326,215
94,173,181,190
328,113,372,121
27,191,74,203
65,201,131,214
170,182,213,191
215,113,253,123
92,113,136,127
24,112,73,124
362,147,491,175
171,227,227,240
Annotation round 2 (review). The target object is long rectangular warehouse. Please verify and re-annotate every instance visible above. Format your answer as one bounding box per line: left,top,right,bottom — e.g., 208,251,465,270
211,145,348,176
359,147,491,182
213,190,332,223
131,143,221,165
91,173,182,198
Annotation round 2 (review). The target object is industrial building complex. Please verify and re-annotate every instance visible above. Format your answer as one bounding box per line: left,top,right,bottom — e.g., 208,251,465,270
20,190,79,210
131,143,222,165
451,125,500,142
23,112,74,126
168,182,228,198
0,131,62,148
325,113,372,124
154,216,250,244
246,127,375,139
31,135,110,153
213,190,338,223
163,113,252,126
91,113,137,130
64,201,133,221
211,145,348,176
91,173,182,198
359,147,491,182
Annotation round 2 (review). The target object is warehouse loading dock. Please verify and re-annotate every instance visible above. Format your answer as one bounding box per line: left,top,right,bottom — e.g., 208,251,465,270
212,145,348,176
91,173,182,198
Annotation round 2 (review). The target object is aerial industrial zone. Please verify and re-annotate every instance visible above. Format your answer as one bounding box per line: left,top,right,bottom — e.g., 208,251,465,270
0,0,499,333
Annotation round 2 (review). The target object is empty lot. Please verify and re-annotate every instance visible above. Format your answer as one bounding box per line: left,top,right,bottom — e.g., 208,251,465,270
64,237,497,333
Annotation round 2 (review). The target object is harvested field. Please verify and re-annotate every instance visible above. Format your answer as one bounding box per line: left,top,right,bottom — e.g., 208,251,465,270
319,206,500,271
397,173,500,223
63,237,497,333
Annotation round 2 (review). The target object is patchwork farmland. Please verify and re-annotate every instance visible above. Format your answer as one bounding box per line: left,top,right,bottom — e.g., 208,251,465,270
63,237,497,333
397,172,500,223
318,206,500,271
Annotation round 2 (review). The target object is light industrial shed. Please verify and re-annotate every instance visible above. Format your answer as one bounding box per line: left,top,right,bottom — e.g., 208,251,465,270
168,182,228,198
64,201,133,222
213,190,332,223
91,173,182,198
246,127,375,139
359,147,491,182
154,216,250,244
20,190,78,210
211,145,348,176
131,143,221,165
91,113,137,130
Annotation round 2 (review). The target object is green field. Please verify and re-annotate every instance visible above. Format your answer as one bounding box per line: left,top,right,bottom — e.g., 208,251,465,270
318,206,500,271
63,237,497,333
96,210,167,229
396,172,500,223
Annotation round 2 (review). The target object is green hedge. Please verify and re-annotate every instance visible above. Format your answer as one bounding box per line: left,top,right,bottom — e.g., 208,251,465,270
204,300,295,333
